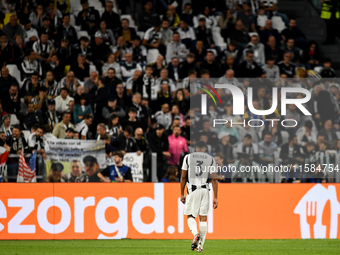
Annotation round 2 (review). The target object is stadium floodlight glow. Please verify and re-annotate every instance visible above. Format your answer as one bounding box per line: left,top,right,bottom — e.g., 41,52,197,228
201,84,312,116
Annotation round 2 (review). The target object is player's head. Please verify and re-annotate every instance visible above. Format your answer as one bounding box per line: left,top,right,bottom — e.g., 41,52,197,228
195,140,207,152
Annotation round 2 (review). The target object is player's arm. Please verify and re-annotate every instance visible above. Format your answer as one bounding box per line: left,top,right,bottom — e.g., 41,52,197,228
180,169,187,204
211,172,218,209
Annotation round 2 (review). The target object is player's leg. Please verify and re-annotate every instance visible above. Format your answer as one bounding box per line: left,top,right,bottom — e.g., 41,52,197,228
197,215,207,252
197,189,209,252
187,215,198,236
187,215,201,251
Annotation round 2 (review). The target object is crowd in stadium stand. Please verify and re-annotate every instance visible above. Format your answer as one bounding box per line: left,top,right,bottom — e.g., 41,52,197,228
0,0,339,184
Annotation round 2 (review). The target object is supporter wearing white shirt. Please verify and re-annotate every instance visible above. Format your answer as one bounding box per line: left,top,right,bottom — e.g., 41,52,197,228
154,103,172,129
55,88,74,113
23,21,39,43
177,20,196,49
166,32,188,63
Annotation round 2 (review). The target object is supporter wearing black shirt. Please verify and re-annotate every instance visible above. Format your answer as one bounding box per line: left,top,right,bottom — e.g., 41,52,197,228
265,36,283,63
149,124,169,181
0,33,15,67
181,53,199,78
38,17,55,41
237,50,263,78
6,126,29,182
199,51,222,78
121,107,144,133
72,37,93,64
190,40,207,66
88,76,110,124
23,103,45,130
115,84,131,110
135,127,148,153
75,0,100,32
1,85,21,114
101,1,121,31
129,93,150,131
104,68,122,97
195,18,214,48
70,54,89,81
138,1,159,32
112,126,141,154
278,52,296,78
56,14,78,46
0,67,19,94
91,32,111,75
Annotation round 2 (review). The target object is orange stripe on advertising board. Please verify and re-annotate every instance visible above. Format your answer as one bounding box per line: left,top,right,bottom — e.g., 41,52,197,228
0,183,340,240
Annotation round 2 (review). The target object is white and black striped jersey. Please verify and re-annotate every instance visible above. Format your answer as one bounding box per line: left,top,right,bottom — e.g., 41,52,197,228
144,27,162,44
32,40,54,57
21,59,43,77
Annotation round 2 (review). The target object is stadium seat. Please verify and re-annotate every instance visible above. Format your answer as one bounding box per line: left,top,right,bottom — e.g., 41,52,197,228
137,31,144,40
248,32,259,38
89,65,97,73
314,66,323,73
271,16,286,33
6,64,21,82
77,31,90,40
64,65,71,76
211,27,227,50
10,114,20,126
4,13,20,25
336,131,340,139
70,14,76,27
22,130,31,141
147,49,160,64
281,130,289,144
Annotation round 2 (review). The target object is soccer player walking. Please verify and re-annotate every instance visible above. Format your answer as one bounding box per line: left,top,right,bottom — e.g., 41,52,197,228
180,141,218,252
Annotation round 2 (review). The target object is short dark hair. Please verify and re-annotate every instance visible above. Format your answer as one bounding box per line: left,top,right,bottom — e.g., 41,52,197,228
37,126,45,132
200,69,210,76
128,107,137,113
113,151,124,159
244,134,252,139
263,132,273,137
63,112,71,117
60,87,69,93
145,65,153,70
80,36,89,42
13,125,22,132
289,135,297,142
323,58,331,63
125,126,133,135
267,56,275,61
84,114,92,120
246,50,254,56
121,18,129,24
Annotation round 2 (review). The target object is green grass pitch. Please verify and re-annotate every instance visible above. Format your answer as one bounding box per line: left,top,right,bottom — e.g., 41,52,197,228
0,239,340,254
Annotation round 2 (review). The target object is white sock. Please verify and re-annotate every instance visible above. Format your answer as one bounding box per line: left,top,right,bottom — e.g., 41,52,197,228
187,217,198,236
199,221,208,248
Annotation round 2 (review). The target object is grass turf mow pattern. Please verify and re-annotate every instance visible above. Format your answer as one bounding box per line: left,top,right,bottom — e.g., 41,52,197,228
0,239,340,254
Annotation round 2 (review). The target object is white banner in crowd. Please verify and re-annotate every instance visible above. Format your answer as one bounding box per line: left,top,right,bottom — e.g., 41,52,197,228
107,153,144,182
45,139,106,174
